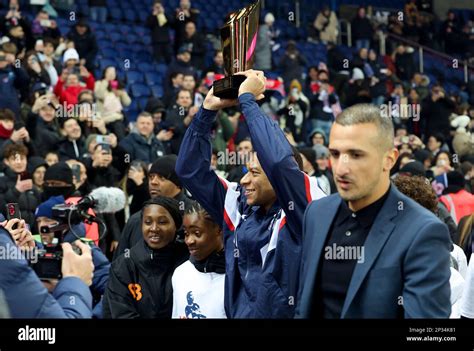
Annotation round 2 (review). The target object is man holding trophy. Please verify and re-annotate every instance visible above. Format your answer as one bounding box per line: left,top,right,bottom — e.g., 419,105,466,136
176,0,326,318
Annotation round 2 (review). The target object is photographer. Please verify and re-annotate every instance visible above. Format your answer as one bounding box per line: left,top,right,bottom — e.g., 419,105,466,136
0,214,94,318
34,195,111,317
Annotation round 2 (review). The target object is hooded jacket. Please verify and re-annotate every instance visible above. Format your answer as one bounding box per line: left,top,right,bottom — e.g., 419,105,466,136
103,239,188,318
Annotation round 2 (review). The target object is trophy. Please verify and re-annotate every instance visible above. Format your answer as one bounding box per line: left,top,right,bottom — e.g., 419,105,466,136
213,0,261,99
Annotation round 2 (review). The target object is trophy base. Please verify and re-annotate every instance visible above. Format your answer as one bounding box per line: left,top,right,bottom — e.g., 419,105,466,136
213,75,247,99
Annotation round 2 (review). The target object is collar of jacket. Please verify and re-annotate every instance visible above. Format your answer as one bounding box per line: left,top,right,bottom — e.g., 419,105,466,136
189,250,225,274
140,239,176,267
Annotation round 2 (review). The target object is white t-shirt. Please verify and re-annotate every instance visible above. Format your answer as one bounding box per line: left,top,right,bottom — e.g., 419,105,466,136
172,260,226,319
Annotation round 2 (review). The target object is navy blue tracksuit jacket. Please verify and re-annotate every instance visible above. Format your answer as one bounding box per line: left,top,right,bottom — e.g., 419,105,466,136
176,93,326,318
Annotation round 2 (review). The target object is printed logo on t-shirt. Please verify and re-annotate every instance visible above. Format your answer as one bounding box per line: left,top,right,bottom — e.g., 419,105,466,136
128,283,143,301
184,291,206,319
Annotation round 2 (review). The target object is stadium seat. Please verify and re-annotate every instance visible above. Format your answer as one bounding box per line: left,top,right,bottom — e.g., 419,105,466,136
151,85,164,98
145,72,163,86
137,62,155,73
137,96,149,110
130,83,151,98
109,8,124,22
126,71,145,84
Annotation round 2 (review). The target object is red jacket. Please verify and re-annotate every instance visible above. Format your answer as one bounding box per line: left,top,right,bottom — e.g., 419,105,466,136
440,190,474,224
54,74,95,105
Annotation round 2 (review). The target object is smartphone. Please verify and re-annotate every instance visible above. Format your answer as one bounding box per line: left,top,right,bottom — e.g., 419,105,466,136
40,19,51,27
71,164,81,182
19,171,30,181
6,203,21,230
99,143,111,154
96,135,109,145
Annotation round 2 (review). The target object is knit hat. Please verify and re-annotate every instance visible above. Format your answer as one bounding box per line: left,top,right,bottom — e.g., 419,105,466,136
351,67,365,81
399,160,426,177
35,195,65,219
149,155,180,187
27,156,48,175
63,48,79,64
44,162,73,185
312,144,330,159
143,196,183,229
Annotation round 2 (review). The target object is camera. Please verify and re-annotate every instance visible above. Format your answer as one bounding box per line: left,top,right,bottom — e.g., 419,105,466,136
31,203,89,280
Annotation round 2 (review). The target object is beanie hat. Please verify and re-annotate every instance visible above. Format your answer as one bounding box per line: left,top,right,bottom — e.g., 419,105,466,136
35,195,65,219
143,196,183,229
149,155,180,187
63,48,79,64
443,171,466,194
399,160,426,177
44,162,73,185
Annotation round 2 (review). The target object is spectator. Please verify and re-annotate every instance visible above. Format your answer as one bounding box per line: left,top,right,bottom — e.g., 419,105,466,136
0,47,29,118
344,68,372,107
84,142,121,188
26,94,62,157
0,143,42,229
426,133,450,157
351,6,373,49
440,171,474,225
205,51,224,75
166,89,199,154
89,0,107,24
165,46,196,88
27,156,47,193
43,37,62,75
94,66,130,140
172,201,225,318
391,44,416,81
254,13,276,71
163,72,184,107
181,22,206,71
0,108,30,159
24,51,51,89
114,155,193,259
126,160,149,216
66,19,98,72
226,138,253,183
173,0,199,53
313,6,339,44
298,147,331,195
103,197,188,318
119,112,170,164
31,10,60,40
44,150,59,166
58,118,87,161
146,1,173,64
54,59,95,105
277,79,310,143
279,41,307,91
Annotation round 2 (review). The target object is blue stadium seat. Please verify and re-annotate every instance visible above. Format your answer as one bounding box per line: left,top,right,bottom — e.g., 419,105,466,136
131,43,146,52
122,99,138,113
137,62,155,73
134,25,148,37
118,24,132,35
151,85,164,98
109,32,124,43
142,35,152,46
145,72,163,86
130,83,151,98
137,96,149,110
125,34,140,44
134,50,153,62
115,42,129,51
156,64,167,75
103,23,118,32
126,109,140,123
99,47,116,59
95,31,107,40
126,71,145,84
99,59,117,71
97,39,114,49
109,8,124,22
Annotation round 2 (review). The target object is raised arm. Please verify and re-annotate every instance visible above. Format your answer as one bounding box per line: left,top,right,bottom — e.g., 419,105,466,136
175,88,240,226
237,70,326,235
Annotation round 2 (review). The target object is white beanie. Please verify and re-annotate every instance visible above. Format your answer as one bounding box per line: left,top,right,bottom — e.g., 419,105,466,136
63,48,79,64
351,67,365,81
264,13,275,25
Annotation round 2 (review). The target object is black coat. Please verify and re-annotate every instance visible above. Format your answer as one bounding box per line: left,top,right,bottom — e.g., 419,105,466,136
103,239,188,318
27,113,62,157
66,26,98,71
0,167,42,230
146,14,173,44
421,97,455,139
58,138,87,161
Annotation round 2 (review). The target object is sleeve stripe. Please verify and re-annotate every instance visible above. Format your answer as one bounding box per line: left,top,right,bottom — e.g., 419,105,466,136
218,176,241,232
304,173,312,203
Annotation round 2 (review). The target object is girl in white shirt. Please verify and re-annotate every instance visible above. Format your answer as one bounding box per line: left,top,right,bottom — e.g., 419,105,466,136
172,201,226,318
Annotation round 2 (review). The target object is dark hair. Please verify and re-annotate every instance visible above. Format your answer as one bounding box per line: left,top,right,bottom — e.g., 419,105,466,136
291,145,304,171
129,160,149,178
4,143,28,159
392,151,414,175
142,196,183,229
0,108,15,122
429,133,445,145
434,150,452,166
101,66,116,80
393,175,438,214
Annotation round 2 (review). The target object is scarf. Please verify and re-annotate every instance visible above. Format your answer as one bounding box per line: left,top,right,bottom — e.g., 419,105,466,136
0,123,13,139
